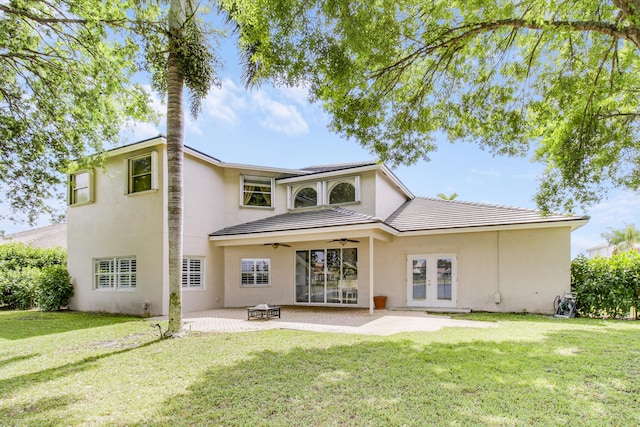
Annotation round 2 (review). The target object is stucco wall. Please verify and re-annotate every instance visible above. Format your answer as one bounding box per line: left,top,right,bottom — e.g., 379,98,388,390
373,227,572,314
222,240,372,308
374,172,410,220
67,145,166,316
182,154,226,312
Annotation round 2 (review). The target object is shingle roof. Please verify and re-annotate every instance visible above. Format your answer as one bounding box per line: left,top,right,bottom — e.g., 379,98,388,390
300,161,378,173
210,207,381,237
385,197,588,232
1,223,67,248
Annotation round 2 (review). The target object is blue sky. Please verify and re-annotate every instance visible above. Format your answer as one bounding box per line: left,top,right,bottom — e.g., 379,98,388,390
2,22,639,257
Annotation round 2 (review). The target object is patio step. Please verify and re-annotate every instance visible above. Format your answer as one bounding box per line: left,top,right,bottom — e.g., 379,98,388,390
388,306,472,314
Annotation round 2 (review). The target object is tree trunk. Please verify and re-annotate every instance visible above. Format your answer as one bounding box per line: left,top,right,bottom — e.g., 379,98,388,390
165,0,186,337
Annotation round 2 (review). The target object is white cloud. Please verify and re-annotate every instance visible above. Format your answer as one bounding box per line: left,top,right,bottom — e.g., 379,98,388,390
251,91,309,136
277,84,310,106
587,190,640,225
201,78,247,124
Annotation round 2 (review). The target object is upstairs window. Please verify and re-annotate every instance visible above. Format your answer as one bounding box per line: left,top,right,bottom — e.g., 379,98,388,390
242,176,273,207
329,182,356,205
129,153,153,193
294,187,317,208
68,171,93,205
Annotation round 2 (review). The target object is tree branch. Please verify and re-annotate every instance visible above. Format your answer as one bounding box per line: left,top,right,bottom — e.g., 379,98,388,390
0,4,126,26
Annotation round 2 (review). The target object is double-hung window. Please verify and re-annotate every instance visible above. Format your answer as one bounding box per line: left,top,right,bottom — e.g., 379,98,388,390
182,257,204,289
68,171,93,205
128,152,157,194
241,258,270,287
94,257,137,290
241,176,273,207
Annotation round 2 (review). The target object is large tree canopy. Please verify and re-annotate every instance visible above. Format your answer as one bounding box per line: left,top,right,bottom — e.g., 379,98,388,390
227,0,640,213
0,0,162,223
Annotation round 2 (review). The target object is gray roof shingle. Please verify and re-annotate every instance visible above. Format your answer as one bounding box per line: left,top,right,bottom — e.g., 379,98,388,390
385,197,588,232
1,223,67,248
210,207,381,237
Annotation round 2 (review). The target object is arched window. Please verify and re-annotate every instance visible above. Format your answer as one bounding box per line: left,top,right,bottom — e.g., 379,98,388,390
329,182,356,204
294,187,317,208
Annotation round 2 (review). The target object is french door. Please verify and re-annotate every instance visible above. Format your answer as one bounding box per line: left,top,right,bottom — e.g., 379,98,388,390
407,254,457,308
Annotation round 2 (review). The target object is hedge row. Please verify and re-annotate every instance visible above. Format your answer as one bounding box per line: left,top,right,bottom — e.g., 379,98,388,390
0,243,72,311
571,252,640,319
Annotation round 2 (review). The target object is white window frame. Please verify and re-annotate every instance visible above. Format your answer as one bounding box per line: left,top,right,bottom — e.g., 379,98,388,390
68,170,94,206
126,152,158,194
240,175,274,208
240,258,271,287
94,256,137,290
288,176,360,210
182,257,204,289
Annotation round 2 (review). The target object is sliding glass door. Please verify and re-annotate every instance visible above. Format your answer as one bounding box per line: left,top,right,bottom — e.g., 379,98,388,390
296,248,358,304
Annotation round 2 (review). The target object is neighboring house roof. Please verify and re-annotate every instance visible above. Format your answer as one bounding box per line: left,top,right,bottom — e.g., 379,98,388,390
1,223,67,249
210,207,382,237
385,198,588,232
210,198,588,240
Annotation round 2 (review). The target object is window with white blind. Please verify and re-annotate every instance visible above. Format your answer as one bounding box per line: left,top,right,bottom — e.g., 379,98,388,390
182,257,204,289
94,257,137,290
240,258,270,287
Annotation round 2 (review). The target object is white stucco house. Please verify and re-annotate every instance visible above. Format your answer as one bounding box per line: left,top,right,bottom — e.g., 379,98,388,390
66,136,589,316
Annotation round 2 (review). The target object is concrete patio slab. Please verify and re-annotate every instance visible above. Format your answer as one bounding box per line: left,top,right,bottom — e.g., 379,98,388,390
159,307,496,336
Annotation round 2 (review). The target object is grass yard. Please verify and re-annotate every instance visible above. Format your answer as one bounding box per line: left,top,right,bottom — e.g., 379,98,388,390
0,310,639,426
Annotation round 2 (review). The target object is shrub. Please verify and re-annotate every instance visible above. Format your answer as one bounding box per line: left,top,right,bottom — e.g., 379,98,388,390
37,265,73,311
0,242,68,310
572,252,640,319
0,267,40,309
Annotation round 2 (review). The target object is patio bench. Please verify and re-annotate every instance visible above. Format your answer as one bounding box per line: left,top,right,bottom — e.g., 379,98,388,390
247,304,281,320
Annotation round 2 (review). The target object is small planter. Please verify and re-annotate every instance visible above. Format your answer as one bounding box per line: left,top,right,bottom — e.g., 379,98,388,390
373,295,387,309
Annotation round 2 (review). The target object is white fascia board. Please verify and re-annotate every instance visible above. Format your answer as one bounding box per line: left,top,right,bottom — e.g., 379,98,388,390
108,136,166,157
276,164,415,200
219,162,309,175
395,218,590,237
210,223,396,246
379,165,415,199
276,164,382,183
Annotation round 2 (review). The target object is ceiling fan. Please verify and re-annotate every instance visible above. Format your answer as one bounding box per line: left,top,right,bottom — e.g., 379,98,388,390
329,238,360,246
264,243,292,249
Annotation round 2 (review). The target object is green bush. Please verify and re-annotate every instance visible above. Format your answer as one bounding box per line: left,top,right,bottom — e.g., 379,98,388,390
0,242,66,271
0,242,68,310
37,265,73,311
0,267,41,309
572,252,640,319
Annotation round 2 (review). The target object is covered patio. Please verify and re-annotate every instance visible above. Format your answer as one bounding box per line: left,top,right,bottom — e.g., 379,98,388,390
173,307,495,336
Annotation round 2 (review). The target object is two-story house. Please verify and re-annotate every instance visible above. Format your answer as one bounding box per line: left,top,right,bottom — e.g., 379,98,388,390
66,136,588,316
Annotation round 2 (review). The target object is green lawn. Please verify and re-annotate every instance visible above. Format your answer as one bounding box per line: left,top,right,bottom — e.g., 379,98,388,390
1,310,638,426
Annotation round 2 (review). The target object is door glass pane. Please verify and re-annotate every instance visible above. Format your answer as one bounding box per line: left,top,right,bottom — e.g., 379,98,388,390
310,250,325,302
326,249,340,303
342,248,358,304
295,251,310,302
412,258,427,300
437,258,452,300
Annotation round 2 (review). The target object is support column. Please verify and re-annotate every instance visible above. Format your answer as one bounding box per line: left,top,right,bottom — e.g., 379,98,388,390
369,234,374,315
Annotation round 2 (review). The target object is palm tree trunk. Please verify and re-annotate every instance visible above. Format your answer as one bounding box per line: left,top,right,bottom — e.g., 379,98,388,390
165,0,186,337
